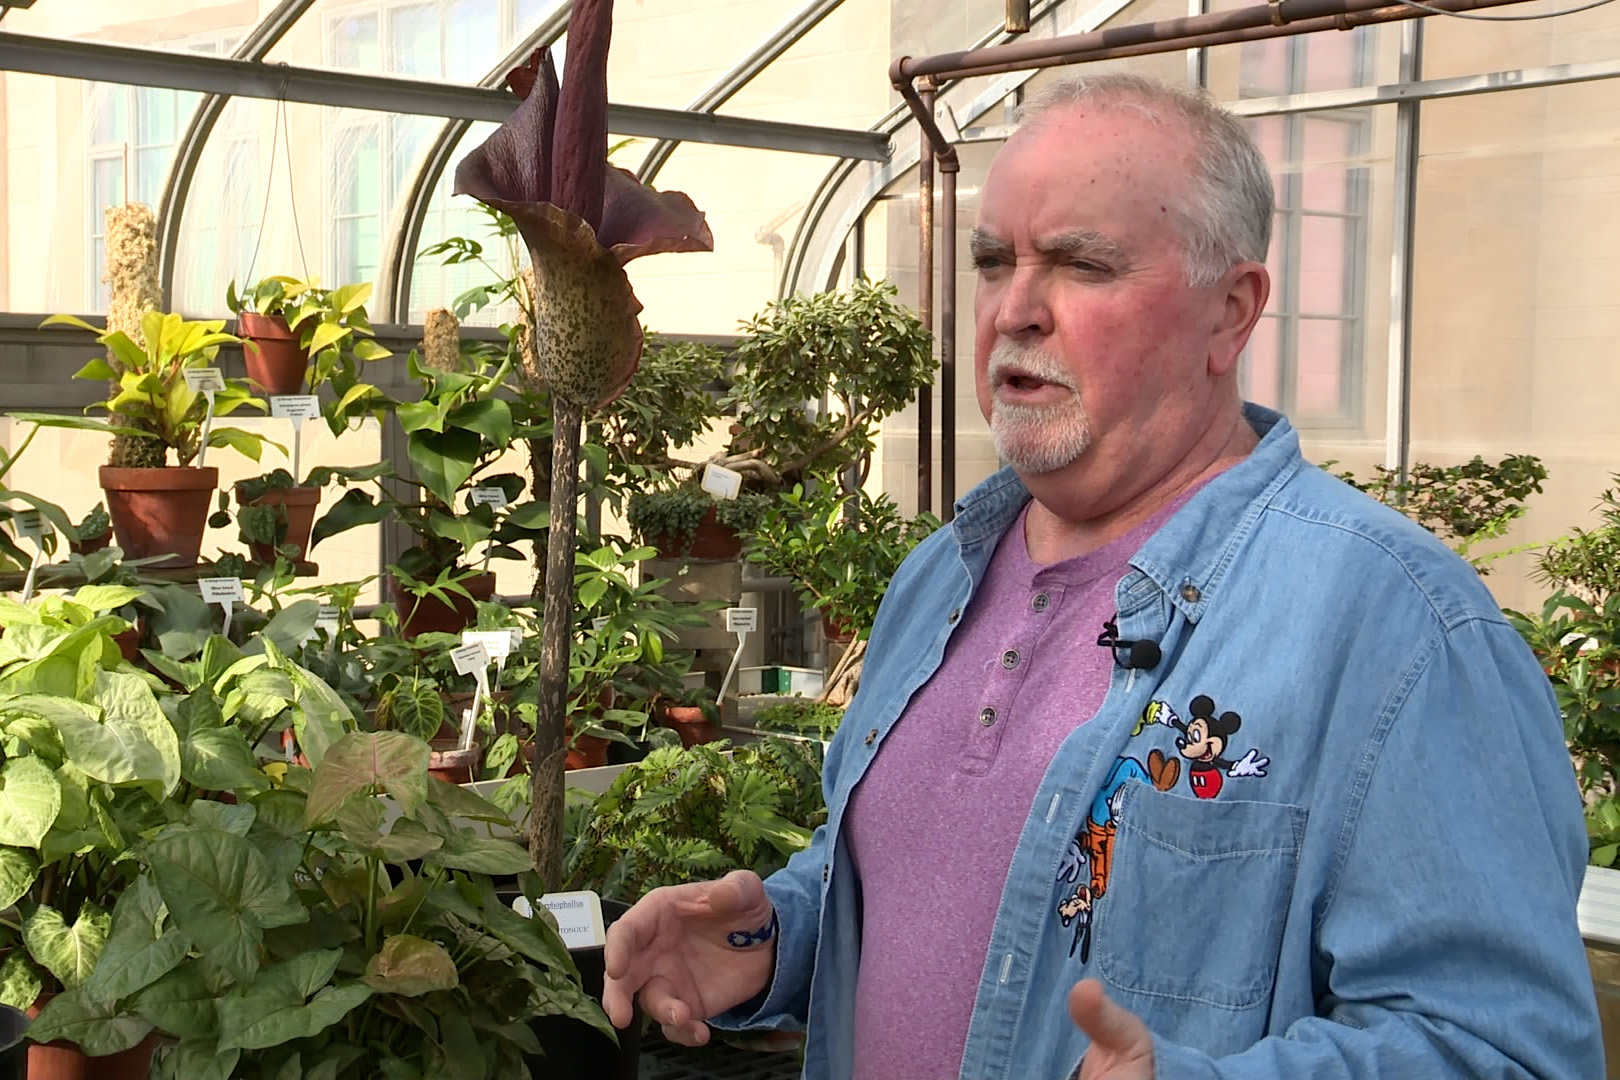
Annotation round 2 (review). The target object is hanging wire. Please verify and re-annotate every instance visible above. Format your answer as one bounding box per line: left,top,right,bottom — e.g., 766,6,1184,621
1388,0,1616,19
242,68,309,285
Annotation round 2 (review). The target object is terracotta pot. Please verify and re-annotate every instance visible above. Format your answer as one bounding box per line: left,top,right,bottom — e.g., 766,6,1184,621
821,611,857,644
393,571,497,639
428,742,481,785
27,996,155,1080
566,733,611,770
237,311,310,396
657,704,721,748
98,465,218,569
648,505,742,560
236,482,321,564
112,617,144,664
68,531,111,556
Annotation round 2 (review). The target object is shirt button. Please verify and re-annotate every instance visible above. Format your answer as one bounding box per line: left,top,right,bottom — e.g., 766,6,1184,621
1032,593,1050,612
864,728,877,746
1001,650,1019,669
1181,581,1202,603
947,608,961,624
979,707,997,727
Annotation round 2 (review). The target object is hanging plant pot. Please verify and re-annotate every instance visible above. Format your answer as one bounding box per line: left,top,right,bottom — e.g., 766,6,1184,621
393,571,497,639
98,465,219,569
235,482,321,564
656,704,721,748
647,505,742,560
237,312,310,396
27,995,154,1080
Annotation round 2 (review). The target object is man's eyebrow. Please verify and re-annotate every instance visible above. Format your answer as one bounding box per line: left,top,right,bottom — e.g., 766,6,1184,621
968,228,1009,256
1034,229,1126,261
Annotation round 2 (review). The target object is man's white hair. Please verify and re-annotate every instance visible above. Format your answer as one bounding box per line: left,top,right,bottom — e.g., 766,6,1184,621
1015,73,1274,288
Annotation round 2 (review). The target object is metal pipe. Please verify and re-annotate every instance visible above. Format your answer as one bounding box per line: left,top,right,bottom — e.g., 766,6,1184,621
940,162,959,520
894,0,1533,82
916,78,936,517
1006,0,1033,33
1386,20,1424,484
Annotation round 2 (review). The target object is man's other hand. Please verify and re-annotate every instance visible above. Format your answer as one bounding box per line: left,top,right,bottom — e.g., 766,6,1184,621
602,869,777,1046
1069,979,1154,1080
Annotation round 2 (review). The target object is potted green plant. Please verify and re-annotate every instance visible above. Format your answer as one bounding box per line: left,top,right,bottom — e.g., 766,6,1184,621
226,275,392,397
750,698,845,743
625,485,771,560
22,311,278,567
216,467,323,566
745,476,939,643
68,504,112,556
309,343,547,638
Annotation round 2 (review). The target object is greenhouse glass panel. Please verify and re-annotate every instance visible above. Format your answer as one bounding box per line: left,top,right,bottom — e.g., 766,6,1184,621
1410,81,1620,611
1421,0,1620,81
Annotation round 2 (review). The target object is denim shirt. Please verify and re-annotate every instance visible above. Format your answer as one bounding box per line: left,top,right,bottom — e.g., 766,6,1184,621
720,405,1601,1080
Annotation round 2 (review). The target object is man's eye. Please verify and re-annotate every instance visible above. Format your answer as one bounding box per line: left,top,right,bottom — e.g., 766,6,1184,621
1067,260,1109,274
972,256,1003,270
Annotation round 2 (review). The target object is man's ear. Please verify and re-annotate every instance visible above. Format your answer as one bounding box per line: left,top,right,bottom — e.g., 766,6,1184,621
1208,262,1269,378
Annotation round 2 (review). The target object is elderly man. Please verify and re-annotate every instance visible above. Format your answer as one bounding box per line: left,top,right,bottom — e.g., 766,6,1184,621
602,74,1602,1079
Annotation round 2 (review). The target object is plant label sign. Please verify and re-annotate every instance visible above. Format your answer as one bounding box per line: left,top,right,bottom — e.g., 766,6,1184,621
198,577,245,605
514,891,606,949
591,616,610,633
468,487,508,509
182,368,226,393
12,510,46,541
724,607,757,634
269,395,321,421
450,640,491,676
316,605,341,635
461,629,519,662
701,463,743,501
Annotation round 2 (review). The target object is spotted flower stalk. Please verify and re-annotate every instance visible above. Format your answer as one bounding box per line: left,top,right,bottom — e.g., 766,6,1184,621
455,0,713,884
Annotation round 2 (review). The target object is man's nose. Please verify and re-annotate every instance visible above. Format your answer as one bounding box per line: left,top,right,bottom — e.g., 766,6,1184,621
993,267,1054,339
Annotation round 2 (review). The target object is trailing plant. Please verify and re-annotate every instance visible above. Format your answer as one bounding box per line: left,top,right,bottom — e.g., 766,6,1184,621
745,477,940,641
227,275,392,420
752,699,845,742
1330,453,1547,573
562,738,826,904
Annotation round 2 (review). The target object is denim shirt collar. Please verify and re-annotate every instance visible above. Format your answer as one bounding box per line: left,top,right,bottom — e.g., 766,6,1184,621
948,403,1303,624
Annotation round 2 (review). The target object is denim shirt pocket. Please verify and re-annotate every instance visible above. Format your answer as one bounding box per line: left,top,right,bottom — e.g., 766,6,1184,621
1092,782,1306,1023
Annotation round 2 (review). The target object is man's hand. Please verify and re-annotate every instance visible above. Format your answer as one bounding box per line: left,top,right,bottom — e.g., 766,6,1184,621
1069,979,1154,1080
602,869,777,1047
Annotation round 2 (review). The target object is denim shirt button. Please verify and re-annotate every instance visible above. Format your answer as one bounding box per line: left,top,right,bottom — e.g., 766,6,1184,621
864,728,877,747
822,864,830,882
1180,581,1202,603
948,608,961,624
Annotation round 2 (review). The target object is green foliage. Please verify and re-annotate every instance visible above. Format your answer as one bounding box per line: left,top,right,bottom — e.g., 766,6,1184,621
31,733,605,1078
563,738,826,903
592,336,725,489
74,504,111,543
625,487,771,556
27,310,277,467
1330,453,1546,573
745,477,939,640
722,279,934,486
226,276,392,419
751,699,844,741
1506,475,1620,868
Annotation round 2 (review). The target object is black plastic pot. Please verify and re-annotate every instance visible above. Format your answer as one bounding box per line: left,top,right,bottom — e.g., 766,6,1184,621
0,1004,25,1080
526,899,641,1080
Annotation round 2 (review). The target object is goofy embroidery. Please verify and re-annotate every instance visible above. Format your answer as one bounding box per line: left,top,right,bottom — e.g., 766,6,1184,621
1055,695,1274,957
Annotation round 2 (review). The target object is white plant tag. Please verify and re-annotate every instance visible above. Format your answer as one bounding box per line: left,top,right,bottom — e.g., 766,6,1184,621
514,891,607,949
269,395,321,420
701,463,743,501
450,640,491,676
724,607,758,634
198,577,244,637
13,510,45,541
468,487,508,508
462,629,517,663
591,616,610,633
198,577,245,604
316,604,341,628
183,368,226,393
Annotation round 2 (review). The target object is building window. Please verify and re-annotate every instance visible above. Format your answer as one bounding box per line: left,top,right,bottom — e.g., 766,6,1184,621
324,0,539,298
1236,32,1372,427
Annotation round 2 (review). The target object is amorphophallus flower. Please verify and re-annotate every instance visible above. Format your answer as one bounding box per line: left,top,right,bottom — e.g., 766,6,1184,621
453,0,712,887
454,2,713,409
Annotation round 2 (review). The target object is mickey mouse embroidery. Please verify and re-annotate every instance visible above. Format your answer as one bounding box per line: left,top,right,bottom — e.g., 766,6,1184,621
1168,694,1270,800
